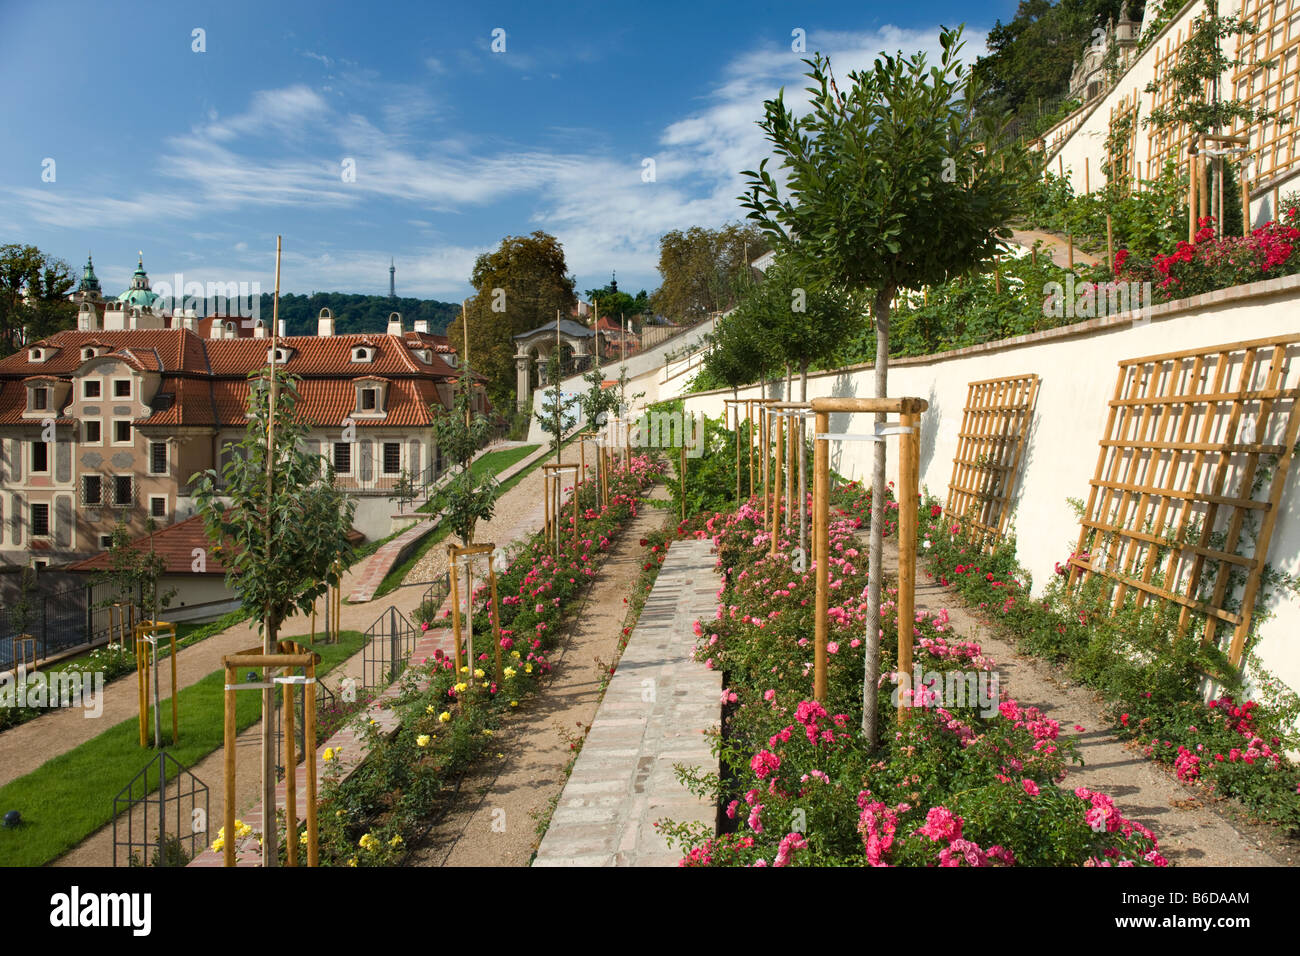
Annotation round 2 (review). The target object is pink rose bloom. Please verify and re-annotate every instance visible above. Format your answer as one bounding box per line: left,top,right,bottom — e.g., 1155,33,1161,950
1021,779,1040,796
827,641,840,655
750,750,781,780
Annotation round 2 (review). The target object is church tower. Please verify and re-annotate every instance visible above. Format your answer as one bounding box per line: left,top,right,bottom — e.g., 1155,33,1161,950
390,258,396,299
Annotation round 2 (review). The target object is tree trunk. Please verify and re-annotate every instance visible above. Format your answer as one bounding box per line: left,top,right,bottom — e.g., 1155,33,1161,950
862,288,893,747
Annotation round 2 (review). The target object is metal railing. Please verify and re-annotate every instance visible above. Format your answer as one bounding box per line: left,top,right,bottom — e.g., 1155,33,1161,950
0,581,131,671
361,605,419,691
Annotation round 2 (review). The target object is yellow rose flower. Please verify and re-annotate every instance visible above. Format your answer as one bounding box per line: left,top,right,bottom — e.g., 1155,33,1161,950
347,857,358,867
510,650,521,659
474,668,485,679
359,833,378,851
426,705,437,715
503,667,516,679
460,666,469,674
323,747,338,762
417,734,430,747
438,711,451,723
510,700,518,708
454,682,469,693
525,663,533,674
389,834,403,848
483,729,493,736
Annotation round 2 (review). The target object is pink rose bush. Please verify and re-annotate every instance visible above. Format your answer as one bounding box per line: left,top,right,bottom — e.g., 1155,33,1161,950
666,484,1165,866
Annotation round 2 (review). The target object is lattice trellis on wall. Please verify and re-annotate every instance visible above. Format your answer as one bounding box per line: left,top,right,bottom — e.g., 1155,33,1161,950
1108,92,1141,189
1234,0,1300,190
945,374,1040,547
1146,23,1213,177
1067,335,1300,667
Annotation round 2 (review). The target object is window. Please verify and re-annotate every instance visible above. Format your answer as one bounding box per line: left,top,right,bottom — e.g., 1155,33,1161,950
32,388,48,411
149,442,167,475
150,496,167,519
113,379,131,398
351,346,372,362
30,503,49,537
83,347,97,361
84,420,101,444
83,379,101,399
114,475,133,508
29,348,43,362
333,442,352,474
361,388,377,411
114,420,132,443
100,534,113,549
83,474,102,506
31,441,48,473
382,442,401,475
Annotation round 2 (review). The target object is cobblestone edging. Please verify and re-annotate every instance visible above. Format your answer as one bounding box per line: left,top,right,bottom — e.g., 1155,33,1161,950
533,538,721,867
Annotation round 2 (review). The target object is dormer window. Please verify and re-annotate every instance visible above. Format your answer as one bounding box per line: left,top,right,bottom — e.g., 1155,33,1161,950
31,387,48,411
413,348,432,364
354,379,388,416
352,346,374,363
83,347,98,360
267,347,291,364
445,353,458,368
29,348,44,362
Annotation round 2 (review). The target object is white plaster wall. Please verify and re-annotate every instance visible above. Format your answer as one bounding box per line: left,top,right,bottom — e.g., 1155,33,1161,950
683,274,1300,696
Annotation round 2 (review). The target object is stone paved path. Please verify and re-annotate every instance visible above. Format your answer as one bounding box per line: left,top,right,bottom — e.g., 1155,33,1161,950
533,537,720,867
408,484,677,867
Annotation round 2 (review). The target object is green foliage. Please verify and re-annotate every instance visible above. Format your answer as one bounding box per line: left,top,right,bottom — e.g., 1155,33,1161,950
432,378,500,545
534,351,578,460
260,292,457,337
0,243,76,357
447,231,578,408
92,521,175,623
191,367,356,639
650,224,770,323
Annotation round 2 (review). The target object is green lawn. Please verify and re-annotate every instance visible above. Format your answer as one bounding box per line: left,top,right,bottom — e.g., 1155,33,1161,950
416,444,540,513
0,630,366,867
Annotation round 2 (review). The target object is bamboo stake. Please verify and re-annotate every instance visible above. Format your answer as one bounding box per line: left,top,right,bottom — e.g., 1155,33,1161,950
1085,156,1090,194
770,411,783,557
449,553,464,674
488,559,504,683
1107,215,1114,273
747,400,754,499
1242,173,1251,236
812,409,829,703
259,234,283,867
1067,234,1074,269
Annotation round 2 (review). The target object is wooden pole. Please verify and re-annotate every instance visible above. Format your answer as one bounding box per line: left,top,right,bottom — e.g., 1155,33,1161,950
1084,156,1090,194
463,300,471,426
786,409,796,540
747,400,754,499
1242,173,1251,236
1189,146,1199,242
994,257,1001,294
223,663,236,868
761,405,770,520
170,629,178,742
1107,214,1114,274
680,442,687,522
449,554,464,674
733,402,741,505
1067,233,1074,269
305,655,318,866
284,673,298,866
896,412,919,725
260,234,282,867
488,559,504,683
798,411,807,559
770,411,783,556
812,410,830,703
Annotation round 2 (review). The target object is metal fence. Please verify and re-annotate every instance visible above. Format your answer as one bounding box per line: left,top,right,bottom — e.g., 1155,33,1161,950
0,581,132,671
112,751,210,867
361,605,419,691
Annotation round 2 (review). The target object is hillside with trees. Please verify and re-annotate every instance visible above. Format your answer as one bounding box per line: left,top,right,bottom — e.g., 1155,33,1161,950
256,292,460,337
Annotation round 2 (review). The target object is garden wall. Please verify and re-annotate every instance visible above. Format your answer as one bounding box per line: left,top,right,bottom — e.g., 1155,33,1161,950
682,272,1300,697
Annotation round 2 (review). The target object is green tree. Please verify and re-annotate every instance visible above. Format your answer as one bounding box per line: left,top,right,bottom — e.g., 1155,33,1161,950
742,28,1030,744
190,366,356,864
93,520,175,624
431,382,499,545
649,224,770,323
0,244,76,356
534,351,578,462
448,232,578,408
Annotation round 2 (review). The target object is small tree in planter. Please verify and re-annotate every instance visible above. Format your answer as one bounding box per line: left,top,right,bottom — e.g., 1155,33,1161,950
432,377,501,658
190,367,356,865
741,26,1028,745
535,350,578,463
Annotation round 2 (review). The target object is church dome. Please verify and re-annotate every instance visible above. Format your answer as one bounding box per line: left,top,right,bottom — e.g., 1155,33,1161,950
117,252,160,309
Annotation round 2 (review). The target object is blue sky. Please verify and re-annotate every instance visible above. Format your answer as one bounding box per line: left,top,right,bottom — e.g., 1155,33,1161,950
0,0,1016,303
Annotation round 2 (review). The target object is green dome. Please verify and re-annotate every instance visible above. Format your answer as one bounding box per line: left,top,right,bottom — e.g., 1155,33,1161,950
117,252,160,308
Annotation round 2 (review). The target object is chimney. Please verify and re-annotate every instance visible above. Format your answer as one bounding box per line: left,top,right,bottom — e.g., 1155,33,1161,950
279,319,286,338
253,322,267,338
317,307,334,337
387,311,403,336
209,319,224,339
413,319,429,334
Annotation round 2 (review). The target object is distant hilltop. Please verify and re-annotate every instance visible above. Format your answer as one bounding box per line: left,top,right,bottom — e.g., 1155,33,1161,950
259,292,460,336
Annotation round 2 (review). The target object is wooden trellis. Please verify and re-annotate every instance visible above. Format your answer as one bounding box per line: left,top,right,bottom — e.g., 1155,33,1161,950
1108,92,1141,191
1067,334,1300,668
1146,24,1204,176
945,374,1040,547
1233,0,1300,189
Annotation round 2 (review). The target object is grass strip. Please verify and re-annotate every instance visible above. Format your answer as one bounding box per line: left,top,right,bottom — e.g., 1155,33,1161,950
0,629,366,867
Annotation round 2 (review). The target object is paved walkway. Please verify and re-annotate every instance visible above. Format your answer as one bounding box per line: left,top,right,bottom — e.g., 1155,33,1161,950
1009,228,1102,268
533,538,721,867
408,485,673,867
